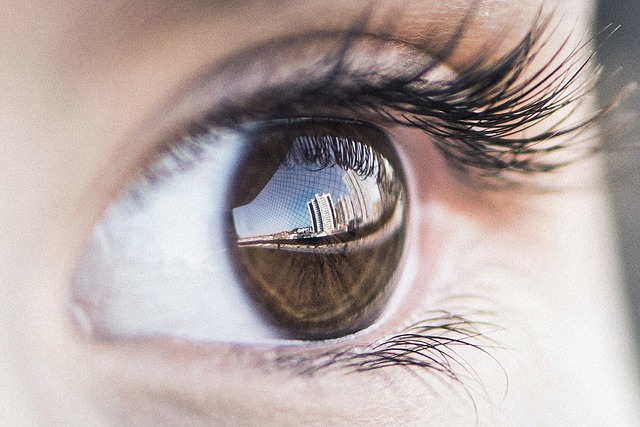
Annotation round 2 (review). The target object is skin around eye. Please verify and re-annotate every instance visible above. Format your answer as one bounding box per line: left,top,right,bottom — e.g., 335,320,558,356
3,1,640,426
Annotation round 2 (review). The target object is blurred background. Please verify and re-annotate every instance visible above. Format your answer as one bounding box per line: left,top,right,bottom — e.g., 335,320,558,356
596,1,640,363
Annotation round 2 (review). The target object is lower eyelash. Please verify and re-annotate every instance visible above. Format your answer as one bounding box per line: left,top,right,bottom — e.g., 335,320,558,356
270,309,502,387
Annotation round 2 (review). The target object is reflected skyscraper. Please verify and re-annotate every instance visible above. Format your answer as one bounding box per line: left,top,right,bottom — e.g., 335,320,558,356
341,169,381,226
307,193,337,234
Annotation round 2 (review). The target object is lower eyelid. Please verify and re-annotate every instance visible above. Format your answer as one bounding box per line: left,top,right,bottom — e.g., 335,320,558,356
105,317,496,424
263,309,500,377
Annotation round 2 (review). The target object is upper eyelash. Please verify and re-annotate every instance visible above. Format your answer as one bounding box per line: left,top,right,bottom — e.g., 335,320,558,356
190,13,603,184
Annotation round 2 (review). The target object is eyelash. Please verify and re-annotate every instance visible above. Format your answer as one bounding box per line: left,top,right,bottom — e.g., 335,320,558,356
135,14,603,380
269,310,500,378
177,14,602,188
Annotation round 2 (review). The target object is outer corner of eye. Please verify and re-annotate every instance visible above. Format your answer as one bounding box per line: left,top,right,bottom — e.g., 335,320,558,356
69,116,411,345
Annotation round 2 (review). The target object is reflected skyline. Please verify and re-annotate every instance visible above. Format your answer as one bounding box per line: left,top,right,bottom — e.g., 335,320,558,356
232,129,403,251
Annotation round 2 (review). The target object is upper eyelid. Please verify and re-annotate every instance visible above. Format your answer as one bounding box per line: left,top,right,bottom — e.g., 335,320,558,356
176,30,448,126
145,19,600,189
131,30,440,183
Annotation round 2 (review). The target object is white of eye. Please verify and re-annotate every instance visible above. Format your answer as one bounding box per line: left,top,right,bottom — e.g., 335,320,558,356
71,130,282,343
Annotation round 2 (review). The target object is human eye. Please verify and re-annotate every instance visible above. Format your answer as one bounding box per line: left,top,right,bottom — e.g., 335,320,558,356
72,114,410,342
63,5,621,424
71,16,596,348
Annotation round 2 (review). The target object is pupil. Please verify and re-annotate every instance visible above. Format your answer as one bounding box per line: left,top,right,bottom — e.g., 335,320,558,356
227,118,407,340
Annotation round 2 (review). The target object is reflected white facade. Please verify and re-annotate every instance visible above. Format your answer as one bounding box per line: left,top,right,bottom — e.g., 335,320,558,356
307,193,337,233
341,169,380,227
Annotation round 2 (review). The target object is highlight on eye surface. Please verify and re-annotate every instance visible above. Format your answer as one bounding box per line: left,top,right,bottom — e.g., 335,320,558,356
228,118,407,340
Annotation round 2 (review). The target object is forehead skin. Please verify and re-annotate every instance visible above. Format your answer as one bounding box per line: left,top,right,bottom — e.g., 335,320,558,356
2,0,640,425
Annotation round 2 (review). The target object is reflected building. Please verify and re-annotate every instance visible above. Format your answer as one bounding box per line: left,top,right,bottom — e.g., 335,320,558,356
307,193,337,234
305,169,387,237
335,195,355,232
336,169,382,230
235,152,401,247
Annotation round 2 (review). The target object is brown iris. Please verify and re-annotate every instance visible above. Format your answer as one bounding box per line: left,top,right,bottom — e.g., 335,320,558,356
227,118,407,340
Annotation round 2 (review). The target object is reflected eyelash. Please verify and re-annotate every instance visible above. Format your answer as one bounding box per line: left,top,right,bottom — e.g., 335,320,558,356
193,13,603,183
283,130,381,179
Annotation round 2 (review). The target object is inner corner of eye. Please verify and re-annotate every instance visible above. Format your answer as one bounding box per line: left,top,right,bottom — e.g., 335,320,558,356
228,118,409,341
69,117,409,345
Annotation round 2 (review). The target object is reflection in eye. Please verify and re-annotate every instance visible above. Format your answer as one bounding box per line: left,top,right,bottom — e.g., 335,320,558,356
229,118,407,339
70,118,407,343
